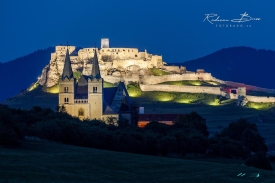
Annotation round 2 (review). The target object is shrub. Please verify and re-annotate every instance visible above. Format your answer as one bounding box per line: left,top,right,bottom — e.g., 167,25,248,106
244,152,273,170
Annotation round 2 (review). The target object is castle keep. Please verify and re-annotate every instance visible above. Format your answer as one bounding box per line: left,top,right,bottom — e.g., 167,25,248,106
59,48,132,122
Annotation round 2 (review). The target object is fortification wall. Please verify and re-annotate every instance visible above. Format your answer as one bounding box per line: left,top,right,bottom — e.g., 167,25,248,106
246,95,275,103
141,73,213,84
55,46,76,56
162,66,180,73
140,84,226,96
103,75,140,84
113,59,148,69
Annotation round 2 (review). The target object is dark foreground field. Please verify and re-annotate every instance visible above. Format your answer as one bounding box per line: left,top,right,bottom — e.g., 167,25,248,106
0,141,274,183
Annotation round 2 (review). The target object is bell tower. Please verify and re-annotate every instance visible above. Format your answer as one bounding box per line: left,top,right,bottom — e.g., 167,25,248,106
59,48,75,112
88,48,103,119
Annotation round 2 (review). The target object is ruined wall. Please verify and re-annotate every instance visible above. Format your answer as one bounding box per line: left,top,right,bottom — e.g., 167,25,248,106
141,73,213,85
162,66,180,73
140,84,226,96
246,95,275,103
113,59,148,69
103,75,140,84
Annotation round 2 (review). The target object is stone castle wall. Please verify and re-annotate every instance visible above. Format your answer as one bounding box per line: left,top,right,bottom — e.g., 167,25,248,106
246,95,275,103
141,73,213,85
103,75,140,84
140,84,226,96
161,66,181,73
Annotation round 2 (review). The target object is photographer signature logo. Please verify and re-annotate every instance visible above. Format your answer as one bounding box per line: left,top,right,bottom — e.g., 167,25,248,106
203,12,261,28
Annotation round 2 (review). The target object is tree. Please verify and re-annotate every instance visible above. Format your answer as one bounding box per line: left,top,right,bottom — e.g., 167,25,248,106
0,105,22,146
220,119,267,153
174,112,209,137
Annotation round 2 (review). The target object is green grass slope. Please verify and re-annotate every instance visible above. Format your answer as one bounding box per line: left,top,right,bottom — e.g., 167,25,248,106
0,141,274,183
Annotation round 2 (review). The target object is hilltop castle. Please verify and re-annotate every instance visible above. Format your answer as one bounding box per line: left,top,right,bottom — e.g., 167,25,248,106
41,38,164,88
59,48,133,122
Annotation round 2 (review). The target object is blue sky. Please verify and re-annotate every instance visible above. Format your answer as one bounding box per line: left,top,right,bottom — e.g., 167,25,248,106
0,0,274,63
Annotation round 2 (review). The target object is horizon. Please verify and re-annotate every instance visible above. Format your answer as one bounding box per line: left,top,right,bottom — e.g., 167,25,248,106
1,0,275,63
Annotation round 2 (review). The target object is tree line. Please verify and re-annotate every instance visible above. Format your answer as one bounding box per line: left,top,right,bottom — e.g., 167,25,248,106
0,104,273,170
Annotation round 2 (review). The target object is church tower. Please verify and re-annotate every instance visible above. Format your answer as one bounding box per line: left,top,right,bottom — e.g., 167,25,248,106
59,48,75,112
88,49,103,119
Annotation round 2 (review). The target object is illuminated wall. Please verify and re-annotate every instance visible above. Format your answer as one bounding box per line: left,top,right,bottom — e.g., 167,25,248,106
140,84,226,96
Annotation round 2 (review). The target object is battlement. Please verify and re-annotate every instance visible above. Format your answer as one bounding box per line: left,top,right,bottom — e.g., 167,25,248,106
50,38,164,69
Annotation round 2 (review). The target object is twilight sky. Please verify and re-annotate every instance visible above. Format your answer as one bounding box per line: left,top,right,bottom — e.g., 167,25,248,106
0,0,274,63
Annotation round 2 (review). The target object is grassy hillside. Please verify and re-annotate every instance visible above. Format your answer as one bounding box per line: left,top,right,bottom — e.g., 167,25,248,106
0,141,274,183
126,84,275,149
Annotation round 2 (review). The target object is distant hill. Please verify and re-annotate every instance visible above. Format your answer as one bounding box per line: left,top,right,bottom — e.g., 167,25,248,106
0,47,54,102
170,47,275,89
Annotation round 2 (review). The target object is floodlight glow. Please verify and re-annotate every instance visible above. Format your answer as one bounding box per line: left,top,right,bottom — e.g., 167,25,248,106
176,99,192,104
46,85,59,94
190,81,202,86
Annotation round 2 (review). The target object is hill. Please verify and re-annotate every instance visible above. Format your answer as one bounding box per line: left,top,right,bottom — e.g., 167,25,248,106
0,140,274,182
4,85,275,150
171,47,275,89
2,46,275,102
0,47,54,102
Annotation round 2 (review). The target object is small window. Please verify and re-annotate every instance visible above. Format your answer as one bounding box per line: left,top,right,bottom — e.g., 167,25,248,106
64,98,69,104
93,87,97,93
78,108,84,116
64,87,68,93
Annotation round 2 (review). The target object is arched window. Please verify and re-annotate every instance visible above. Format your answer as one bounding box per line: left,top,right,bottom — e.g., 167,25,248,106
64,98,69,104
93,87,97,93
78,108,84,116
64,87,68,93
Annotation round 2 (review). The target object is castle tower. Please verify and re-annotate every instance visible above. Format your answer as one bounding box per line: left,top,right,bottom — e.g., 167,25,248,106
101,38,109,48
59,48,75,111
88,49,103,119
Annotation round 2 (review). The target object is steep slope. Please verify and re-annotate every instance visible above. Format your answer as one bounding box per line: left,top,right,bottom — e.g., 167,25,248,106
173,47,275,89
0,47,54,102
